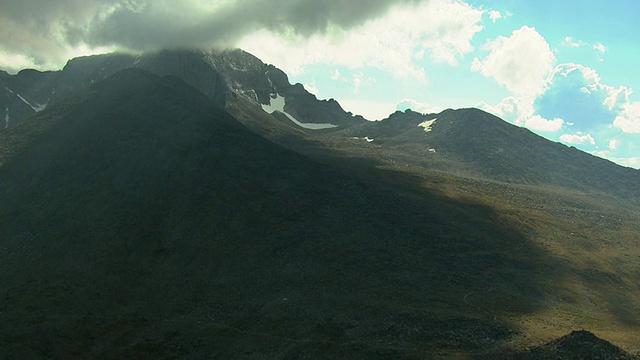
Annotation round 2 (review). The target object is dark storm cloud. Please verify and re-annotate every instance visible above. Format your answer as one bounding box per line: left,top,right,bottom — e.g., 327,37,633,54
85,0,423,49
0,0,423,69
0,0,113,66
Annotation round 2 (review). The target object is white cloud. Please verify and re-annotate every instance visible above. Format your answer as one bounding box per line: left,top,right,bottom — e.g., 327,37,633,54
477,95,564,132
593,43,607,54
613,102,640,133
331,69,341,80
590,151,640,170
541,63,633,128
0,52,37,73
488,10,502,23
303,82,319,96
472,26,556,97
615,156,640,169
561,36,585,48
339,99,398,120
560,133,596,145
396,98,443,114
560,36,606,55
526,115,565,132
608,138,620,150
239,0,485,80
353,71,376,93
548,63,621,104
476,96,519,118
559,36,606,61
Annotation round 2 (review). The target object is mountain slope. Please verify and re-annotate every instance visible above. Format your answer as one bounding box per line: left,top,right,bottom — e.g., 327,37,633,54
0,68,596,358
329,108,640,203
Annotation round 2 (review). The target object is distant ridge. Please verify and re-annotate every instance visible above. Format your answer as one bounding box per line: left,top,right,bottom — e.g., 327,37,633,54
333,107,640,202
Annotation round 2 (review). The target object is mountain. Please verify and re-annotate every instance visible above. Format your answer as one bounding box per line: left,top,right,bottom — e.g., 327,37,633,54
497,330,638,360
327,108,640,202
0,49,362,130
0,68,57,128
1,50,639,358
2,49,637,202
0,67,521,358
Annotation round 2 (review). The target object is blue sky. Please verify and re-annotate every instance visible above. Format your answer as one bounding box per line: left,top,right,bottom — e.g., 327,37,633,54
1,0,638,168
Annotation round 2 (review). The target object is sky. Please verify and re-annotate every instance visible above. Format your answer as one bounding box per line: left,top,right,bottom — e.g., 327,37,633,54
1,0,639,169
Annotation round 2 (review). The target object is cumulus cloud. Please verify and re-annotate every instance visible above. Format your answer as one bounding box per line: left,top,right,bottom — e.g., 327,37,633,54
396,98,443,114
590,151,640,170
536,63,633,132
0,0,424,71
608,138,620,150
472,26,555,97
488,10,502,23
560,133,596,145
525,115,565,132
613,102,640,133
477,95,564,133
238,0,485,79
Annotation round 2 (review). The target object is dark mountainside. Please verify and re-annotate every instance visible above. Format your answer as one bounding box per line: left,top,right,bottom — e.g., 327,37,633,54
0,50,639,358
0,68,58,128
0,67,543,358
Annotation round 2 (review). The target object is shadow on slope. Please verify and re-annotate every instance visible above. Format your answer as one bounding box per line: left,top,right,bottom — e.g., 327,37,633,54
0,69,609,358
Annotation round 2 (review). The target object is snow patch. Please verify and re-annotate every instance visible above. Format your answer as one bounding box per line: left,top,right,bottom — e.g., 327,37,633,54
428,148,436,153
4,107,8,129
33,102,48,112
351,136,375,142
262,94,338,130
16,93,47,112
418,118,437,132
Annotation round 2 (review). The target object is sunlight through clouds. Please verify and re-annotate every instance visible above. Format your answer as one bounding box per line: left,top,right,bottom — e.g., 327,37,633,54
238,0,485,80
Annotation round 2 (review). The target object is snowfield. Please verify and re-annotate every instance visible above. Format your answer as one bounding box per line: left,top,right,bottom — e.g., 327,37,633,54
262,94,338,130
418,118,437,132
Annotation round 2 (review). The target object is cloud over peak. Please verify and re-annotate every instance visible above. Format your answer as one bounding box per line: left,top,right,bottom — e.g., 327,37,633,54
237,0,485,79
472,26,555,97
0,0,423,71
